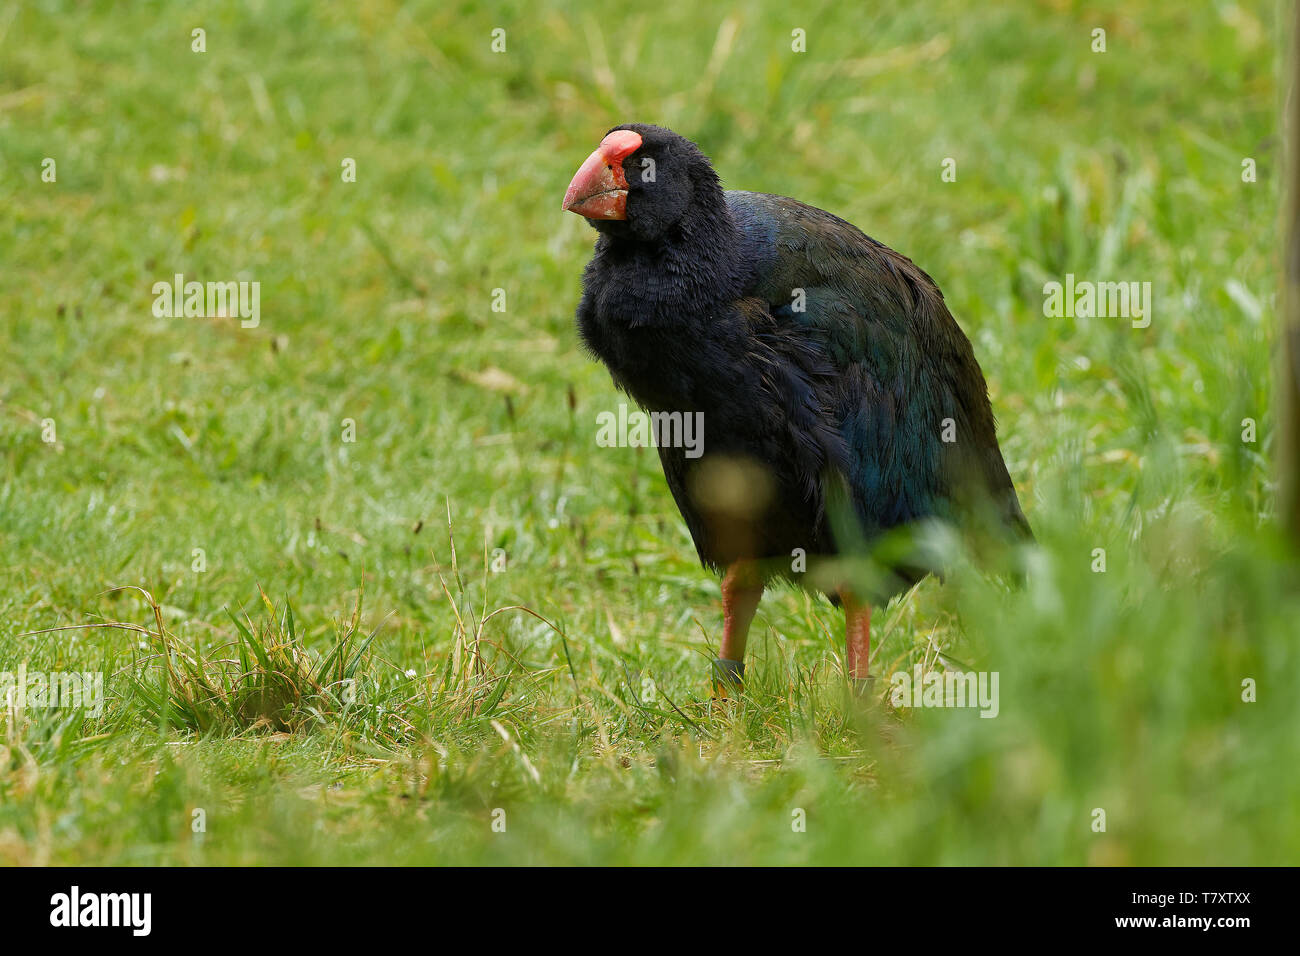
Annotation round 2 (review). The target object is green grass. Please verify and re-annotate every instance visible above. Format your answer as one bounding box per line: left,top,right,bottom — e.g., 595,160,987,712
1,0,1296,865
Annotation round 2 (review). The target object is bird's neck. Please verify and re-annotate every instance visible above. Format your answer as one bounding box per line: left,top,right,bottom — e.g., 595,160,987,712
595,201,751,327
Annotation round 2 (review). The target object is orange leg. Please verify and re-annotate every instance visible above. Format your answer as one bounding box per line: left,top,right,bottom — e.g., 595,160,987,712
840,588,872,681
714,561,762,696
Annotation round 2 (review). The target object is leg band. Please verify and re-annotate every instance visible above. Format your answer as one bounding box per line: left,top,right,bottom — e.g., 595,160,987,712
711,657,745,690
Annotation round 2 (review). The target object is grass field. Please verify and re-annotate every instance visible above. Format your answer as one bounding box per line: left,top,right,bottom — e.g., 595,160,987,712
2,0,1297,865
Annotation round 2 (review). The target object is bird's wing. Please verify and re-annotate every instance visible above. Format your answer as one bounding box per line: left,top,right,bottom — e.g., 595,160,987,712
727,190,1030,541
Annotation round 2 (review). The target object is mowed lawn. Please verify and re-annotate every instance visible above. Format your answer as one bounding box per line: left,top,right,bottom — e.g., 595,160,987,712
1,0,1296,865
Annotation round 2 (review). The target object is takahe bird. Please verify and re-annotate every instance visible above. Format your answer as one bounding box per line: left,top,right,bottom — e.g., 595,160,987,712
563,124,1030,695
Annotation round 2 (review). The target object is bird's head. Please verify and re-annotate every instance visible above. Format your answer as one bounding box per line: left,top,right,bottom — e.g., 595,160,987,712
562,123,721,241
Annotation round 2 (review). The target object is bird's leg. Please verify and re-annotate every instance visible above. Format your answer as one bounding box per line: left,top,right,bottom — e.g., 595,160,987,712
713,561,762,697
840,588,872,689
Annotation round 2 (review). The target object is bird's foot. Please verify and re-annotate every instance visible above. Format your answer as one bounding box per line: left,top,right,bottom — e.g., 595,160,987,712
711,658,745,699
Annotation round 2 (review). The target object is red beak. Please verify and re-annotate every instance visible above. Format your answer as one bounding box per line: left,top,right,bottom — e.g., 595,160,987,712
562,129,643,220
